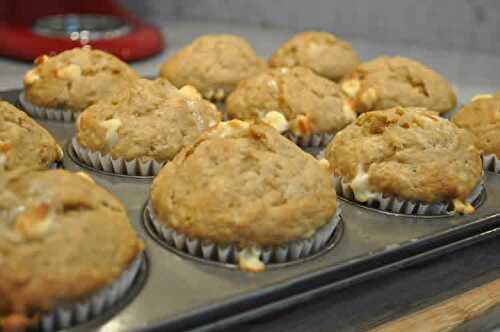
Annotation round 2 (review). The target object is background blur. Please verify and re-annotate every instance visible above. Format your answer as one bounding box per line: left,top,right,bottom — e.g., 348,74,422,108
120,0,500,55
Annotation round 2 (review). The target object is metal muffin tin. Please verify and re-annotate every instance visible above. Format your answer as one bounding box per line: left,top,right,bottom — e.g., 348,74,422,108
3,89,500,332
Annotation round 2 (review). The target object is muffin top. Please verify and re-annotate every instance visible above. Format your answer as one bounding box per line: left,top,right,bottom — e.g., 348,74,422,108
150,120,337,249
0,101,62,171
226,67,357,136
159,34,265,101
340,56,456,113
325,107,481,211
268,31,359,81
0,169,143,326
76,79,221,161
452,92,500,157
23,48,139,112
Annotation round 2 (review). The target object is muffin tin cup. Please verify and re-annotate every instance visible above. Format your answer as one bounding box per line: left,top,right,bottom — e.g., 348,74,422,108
284,132,334,148
39,253,144,331
333,175,484,216
483,153,500,174
18,92,79,122
71,138,165,176
147,201,341,268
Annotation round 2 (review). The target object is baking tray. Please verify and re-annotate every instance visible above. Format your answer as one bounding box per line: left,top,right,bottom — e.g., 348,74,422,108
2,88,500,332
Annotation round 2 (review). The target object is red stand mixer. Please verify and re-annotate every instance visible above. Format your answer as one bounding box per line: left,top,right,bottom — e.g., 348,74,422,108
0,0,164,61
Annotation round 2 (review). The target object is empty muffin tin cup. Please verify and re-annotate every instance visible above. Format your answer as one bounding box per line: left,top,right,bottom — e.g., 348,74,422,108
19,92,79,122
146,201,341,269
71,138,165,176
333,175,484,216
483,154,500,174
38,253,144,331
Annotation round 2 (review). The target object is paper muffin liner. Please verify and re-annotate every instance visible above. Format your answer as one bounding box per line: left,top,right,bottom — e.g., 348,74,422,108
333,175,484,216
284,132,334,148
19,92,79,122
71,138,165,176
147,201,341,266
39,253,143,331
483,153,500,173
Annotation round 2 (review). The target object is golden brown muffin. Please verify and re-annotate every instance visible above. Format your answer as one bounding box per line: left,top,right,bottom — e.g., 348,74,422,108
452,92,500,158
226,67,356,138
23,48,139,112
0,169,143,330
159,34,265,101
325,107,482,213
341,56,456,113
76,79,221,162
150,120,337,270
268,31,359,81
0,101,62,171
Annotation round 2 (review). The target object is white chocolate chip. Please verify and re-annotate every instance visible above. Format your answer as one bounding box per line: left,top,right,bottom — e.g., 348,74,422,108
279,67,290,74
57,64,82,80
179,85,202,100
349,164,378,202
471,94,493,102
360,88,377,109
238,247,265,272
100,118,122,148
75,172,94,184
209,120,249,138
341,79,361,98
261,111,288,133
24,69,40,85
267,79,279,93
12,205,55,242
342,99,357,122
318,158,330,169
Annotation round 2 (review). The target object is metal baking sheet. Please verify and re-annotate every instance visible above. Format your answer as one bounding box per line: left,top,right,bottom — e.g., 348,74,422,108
2,89,500,332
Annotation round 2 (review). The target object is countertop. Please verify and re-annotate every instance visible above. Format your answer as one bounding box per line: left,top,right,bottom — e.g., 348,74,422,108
1,21,500,332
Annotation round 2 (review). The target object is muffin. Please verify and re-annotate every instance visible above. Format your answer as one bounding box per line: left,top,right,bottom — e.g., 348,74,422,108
0,101,62,171
74,78,221,175
226,66,357,147
20,47,139,121
324,107,482,215
149,120,340,272
159,34,265,101
340,56,456,114
0,169,143,331
452,92,500,173
268,31,359,81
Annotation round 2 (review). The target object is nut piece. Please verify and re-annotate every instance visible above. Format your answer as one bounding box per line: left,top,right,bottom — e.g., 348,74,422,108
179,85,202,100
238,247,265,272
341,79,361,98
23,69,40,85
99,118,123,148
13,204,54,241
261,111,289,133
57,64,82,80
34,54,49,65
471,94,493,102
289,115,313,136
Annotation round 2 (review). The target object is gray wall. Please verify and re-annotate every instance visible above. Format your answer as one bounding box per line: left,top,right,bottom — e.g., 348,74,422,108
120,0,500,54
